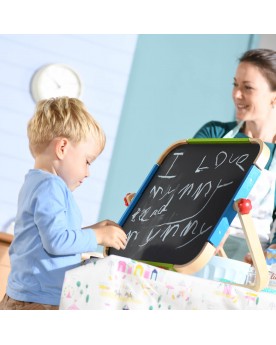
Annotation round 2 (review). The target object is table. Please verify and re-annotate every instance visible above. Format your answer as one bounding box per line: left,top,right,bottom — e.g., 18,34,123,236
59,255,276,310
0,232,13,301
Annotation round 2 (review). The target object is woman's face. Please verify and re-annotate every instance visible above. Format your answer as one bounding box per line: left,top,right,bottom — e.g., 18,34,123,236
232,62,275,123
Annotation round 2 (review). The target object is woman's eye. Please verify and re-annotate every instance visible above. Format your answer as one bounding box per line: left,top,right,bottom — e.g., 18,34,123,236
86,161,91,166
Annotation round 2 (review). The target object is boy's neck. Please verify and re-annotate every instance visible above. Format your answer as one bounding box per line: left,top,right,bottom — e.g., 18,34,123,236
34,153,57,175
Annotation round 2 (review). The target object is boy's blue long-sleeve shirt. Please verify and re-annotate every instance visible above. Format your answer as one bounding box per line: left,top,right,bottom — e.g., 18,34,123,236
7,169,98,306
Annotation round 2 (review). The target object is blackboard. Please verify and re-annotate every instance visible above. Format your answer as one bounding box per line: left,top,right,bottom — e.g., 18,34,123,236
108,138,268,271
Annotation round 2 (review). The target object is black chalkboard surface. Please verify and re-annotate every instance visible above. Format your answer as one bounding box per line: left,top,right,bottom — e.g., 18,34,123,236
108,138,269,273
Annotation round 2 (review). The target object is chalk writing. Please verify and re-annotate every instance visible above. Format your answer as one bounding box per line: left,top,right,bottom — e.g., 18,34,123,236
110,142,260,265
158,152,184,179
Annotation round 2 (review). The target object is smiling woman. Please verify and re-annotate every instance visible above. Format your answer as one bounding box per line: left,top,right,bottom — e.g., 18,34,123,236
233,62,276,130
193,48,276,262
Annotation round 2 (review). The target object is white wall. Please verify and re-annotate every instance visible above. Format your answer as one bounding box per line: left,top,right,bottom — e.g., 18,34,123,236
0,34,137,233
259,35,276,50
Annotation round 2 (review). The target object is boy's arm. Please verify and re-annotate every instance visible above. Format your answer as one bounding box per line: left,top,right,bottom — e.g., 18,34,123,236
34,178,98,255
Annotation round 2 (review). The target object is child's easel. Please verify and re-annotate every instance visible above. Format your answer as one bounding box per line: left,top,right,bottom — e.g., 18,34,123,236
218,198,269,291
107,138,270,292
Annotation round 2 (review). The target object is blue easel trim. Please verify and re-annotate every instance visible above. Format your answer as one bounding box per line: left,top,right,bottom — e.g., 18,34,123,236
208,165,261,247
118,164,159,227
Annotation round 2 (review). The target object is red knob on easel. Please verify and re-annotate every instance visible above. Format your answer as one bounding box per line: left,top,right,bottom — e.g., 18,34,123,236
237,198,252,215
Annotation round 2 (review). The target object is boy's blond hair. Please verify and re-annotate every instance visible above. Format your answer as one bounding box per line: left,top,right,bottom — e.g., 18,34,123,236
27,97,106,157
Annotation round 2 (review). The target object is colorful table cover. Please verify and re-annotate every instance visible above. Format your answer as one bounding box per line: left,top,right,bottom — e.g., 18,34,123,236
59,255,276,310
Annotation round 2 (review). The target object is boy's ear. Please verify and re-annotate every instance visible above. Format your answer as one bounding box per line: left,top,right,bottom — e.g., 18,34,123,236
55,138,69,160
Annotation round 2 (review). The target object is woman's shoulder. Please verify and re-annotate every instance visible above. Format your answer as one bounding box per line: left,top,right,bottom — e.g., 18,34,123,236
193,120,237,138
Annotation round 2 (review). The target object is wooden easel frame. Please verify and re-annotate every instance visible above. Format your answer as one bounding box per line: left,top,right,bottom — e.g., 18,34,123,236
232,199,269,291
106,138,270,291
173,139,270,291
170,197,269,291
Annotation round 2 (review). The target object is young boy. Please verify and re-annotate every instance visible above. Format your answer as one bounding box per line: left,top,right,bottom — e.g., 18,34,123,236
0,97,127,310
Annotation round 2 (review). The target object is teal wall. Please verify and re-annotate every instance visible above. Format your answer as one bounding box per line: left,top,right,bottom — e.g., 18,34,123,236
99,34,259,229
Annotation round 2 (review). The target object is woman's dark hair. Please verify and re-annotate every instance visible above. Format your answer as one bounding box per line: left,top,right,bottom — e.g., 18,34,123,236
239,49,276,91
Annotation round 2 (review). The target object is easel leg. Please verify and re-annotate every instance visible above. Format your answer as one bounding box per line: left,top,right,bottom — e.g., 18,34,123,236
217,247,227,258
234,198,269,291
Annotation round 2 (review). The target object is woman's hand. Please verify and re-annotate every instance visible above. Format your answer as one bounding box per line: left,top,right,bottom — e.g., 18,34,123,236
244,243,276,265
124,193,136,206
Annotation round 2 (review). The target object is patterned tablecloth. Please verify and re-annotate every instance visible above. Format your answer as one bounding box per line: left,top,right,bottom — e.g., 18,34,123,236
59,255,276,310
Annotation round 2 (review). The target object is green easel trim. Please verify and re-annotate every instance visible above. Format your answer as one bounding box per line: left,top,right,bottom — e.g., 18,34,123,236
138,260,176,271
187,138,250,144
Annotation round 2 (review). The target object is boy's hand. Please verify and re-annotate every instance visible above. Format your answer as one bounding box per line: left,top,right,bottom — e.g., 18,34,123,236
92,220,127,250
